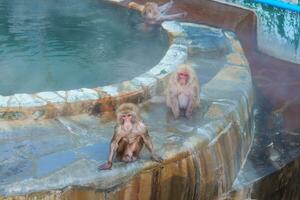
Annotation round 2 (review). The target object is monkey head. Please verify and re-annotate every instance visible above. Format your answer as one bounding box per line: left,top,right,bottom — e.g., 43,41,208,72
178,70,189,86
175,64,197,86
116,103,141,125
142,2,160,19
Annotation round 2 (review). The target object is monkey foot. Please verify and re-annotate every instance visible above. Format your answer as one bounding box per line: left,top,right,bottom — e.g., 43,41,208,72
185,112,193,119
98,162,112,170
122,155,138,163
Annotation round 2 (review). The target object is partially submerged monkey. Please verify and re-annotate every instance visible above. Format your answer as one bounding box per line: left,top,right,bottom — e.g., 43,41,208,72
166,64,200,119
129,1,187,25
98,103,162,170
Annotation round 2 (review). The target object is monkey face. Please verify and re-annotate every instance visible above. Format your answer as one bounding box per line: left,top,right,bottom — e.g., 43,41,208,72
120,112,136,131
121,113,132,123
116,103,140,126
177,71,189,86
119,111,136,125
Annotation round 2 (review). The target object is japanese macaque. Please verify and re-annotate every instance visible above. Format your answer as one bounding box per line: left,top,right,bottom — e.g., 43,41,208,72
128,1,187,25
166,64,200,119
98,103,162,170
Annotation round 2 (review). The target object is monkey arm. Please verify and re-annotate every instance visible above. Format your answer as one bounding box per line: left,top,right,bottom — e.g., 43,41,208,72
159,12,186,21
141,129,163,162
169,90,180,118
107,138,120,163
193,84,200,107
142,130,154,153
99,128,122,170
158,0,173,14
185,96,194,119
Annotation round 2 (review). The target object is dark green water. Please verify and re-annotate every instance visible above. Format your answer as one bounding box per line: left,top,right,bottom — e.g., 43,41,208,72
0,0,168,96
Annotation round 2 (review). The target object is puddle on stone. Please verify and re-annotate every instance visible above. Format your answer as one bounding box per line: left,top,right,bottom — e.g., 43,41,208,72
77,140,109,162
0,159,34,185
36,149,77,178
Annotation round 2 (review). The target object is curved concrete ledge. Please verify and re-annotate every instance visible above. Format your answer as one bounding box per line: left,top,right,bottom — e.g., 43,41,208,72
0,24,188,121
0,0,256,122
0,20,254,199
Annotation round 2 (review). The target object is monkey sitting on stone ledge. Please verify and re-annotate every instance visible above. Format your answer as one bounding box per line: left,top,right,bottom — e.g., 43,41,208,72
166,64,200,119
98,103,162,170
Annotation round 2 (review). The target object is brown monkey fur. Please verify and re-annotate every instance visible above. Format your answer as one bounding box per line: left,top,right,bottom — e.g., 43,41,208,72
129,1,186,24
166,64,200,119
98,103,162,170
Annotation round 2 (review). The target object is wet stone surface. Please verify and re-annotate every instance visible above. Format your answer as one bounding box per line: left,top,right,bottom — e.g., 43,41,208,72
185,25,229,56
0,159,34,185
0,72,214,196
0,103,207,196
36,150,77,178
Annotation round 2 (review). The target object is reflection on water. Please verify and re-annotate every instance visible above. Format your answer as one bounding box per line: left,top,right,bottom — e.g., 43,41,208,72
0,0,168,95
226,0,300,63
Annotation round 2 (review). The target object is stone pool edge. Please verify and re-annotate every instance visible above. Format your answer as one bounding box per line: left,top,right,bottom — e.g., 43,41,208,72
0,18,248,121
0,23,186,121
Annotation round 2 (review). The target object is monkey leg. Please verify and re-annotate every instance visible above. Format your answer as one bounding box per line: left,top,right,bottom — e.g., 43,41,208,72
171,99,180,119
116,139,128,161
132,137,144,161
122,137,143,163
185,96,194,119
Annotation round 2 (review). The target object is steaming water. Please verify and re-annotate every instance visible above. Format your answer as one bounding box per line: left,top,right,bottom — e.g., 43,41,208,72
225,0,300,63
0,0,168,96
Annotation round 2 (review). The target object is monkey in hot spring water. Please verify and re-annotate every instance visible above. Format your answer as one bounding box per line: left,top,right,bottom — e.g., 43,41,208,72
128,0,187,25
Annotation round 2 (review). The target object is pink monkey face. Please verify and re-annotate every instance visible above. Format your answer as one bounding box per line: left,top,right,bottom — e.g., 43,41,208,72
122,113,132,122
178,72,189,85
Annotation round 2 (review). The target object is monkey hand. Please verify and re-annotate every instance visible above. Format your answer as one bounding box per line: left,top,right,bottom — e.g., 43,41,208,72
151,154,163,163
98,162,112,170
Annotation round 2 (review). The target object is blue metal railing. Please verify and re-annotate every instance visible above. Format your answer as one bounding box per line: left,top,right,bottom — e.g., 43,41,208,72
255,0,300,12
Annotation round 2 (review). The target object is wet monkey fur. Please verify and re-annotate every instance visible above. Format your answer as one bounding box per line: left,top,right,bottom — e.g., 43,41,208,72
98,103,162,170
166,64,200,119
128,1,187,24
